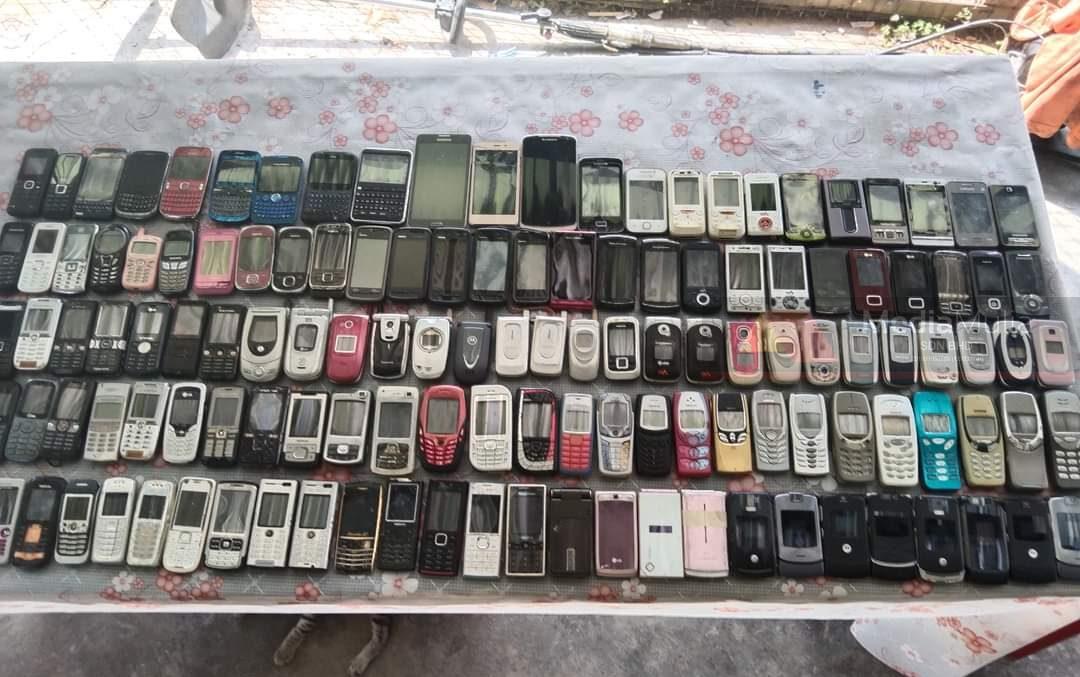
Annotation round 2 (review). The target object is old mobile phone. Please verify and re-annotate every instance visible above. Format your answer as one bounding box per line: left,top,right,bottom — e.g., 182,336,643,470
667,169,706,238
469,227,510,305
879,319,918,387
1031,323,1071,389
596,393,634,477
744,172,782,236
418,480,469,576
727,493,776,577
192,228,238,296
918,321,959,387
968,250,1012,319
706,171,745,239
725,243,765,314
375,480,420,572
780,172,825,242
946,181,998,248
448,322,489,385
1001,391,1049,491
161,301,207,378
863,178,909,245
990,184,1039,248
841,319,879,387
49,300,96,376
281,391,328,468
956,321,995,386
345,225,391,303
160,146,213,220
637,490,684,579
272,226,313,294
497,310,528,376
774,492,824,578
284,303,331,382
727,319,763,386
11,477,66,568
386,226,431,302
161,477,216,574
831,391,875,483
310,223,352,295
469,384,512,472
579,157,623,232
83,382,129,462
162,383,207,464
626,168,668,235
958,394,1006,488
288,481,340,569
890,250,932,316
633,394,672,476
84,301,131,375
114,150,169,219
685,318,724,385
751,389,788,473
567,318,600,383
821,494,870,578
408,134,471,228
681,240,724,312
89,477,136,565
674,390,713,478
158,228,195,295
906,181,953,247
710,393,750,474
251,155,302,225
352,147,411,225
1050,496,1080,580
558,393,594,476
197,304,245,381
370,386,418,476
595,491,637,577
469,142,520,227
208,150,259,222
427,228,471,306
868,494,917,580
0,383,19,456
529,313,566,377
333,482,383,572
960,497,1009,584
603,316,641,380
800,320,840,387
119,382,169,462
0,222,32,292
238,386,287,466
823,178,871,241
8,148,57,217
0,304,21,378
52,222,97,295
417,385,466,472
764,320,801,385
1006,251,1050,318
914,495,964,583
203,481,257,570
121,227,163,291
994,320,1035,386
789,393,829,477
516,388,557,474
87,223,130,293
873,394,918,487
848,248,893,315
202,386,245,467
807,247,852,315
18,221,65,294
1003,498,1056,583
325,314,369,385
40,379,93,464
15,297,62,372
370,312,410,380
640,238,680,313
323,390,370,466
643,316,682,383
240,307,287,382
125,480,175,568
247,479,296,568
521,135,576,229
766,244,810,313
550,233,594,311
504,484,546,577
41,153,84,219
913,391,961,491
72,147,126,220
547,488,593,578
681,490,728,578
512,229,549,306
234,225,275,292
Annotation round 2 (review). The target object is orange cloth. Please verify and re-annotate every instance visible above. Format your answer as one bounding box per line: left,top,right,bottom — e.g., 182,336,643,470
1015,0,1080,147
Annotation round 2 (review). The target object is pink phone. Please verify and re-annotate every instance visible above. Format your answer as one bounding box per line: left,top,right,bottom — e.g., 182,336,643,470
121,227,163,292
325,313,370,385
682,490,729,577
595,491,637,577
192,228,239,296
234,225,274,292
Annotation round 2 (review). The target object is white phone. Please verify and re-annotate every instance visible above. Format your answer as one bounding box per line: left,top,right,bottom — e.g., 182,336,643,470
90,477,137,565
469,385,513,472
752,390,789,472
667,169,706,237
14,297,63,371
240,306,288,383
801,319,841,386
744,173,782,236
411,317,451,380
126,479,175,568
162,383,207,464
725,244,766,313
766,244,810,313
288,480,339,570
873,394,918,487
18,221,65,294
603,315,641,380
841,319,879,386
282,391,328,467
765,320,801,384
706,171,746,239
370,386,418,476
284,303,331,382
638,489,684,579
530,313,567,377
567,317,600,382
625,168,668,234
247,479,297,568
0,479,25,565
204,481,257,570
789,393,829,476
162,477,216,574
324,390,370,465
84,382,130,462
55,480,98,565
597,392,634,477
918,321,959,387
462,482,505,579
956,321,995,386
52,223,97,295
119,382,169,461
495,312,530,378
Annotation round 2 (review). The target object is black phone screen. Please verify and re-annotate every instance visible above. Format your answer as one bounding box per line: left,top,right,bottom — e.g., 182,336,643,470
410,135,470,226
274,234,311,275
472,236,508,295
120,152,169,194
551,236,592,302
429,232,469,300
387,233,430,293
521,136,576,227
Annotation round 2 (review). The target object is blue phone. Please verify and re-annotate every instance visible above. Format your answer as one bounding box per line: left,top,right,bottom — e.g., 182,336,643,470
913,390,962,491
251,155,303,225
208,150,260,223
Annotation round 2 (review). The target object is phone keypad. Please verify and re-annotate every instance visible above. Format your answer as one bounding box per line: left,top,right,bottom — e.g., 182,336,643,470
636,435,673,476
43,193,75,219
419,532,459,575
335,535,376,573
352,187,406,223
124,343,163,377
522,439,553,465
836,448,876,483
120,422,160,461
127,523,164,565
375,442,411,471
754,436,788,472
206,536,245,569
239,437,281,466
86,347,124,375
559,433,592,474
15,340,49,371
965,448,1006,486
56,530,89,559
463,536,500,576
161,191,203,218
85,429,121,461
248,532,288,567
89,259,123,293
0,268,19,291
881,441,917,484
599,438,632,475
794,441,829,476
252,194,297,223
303,191,351,222
6,420,44,462
53,265,88,293
421,435,460,468
209,193,252,219
124,259,155,288
1053,449,1080,486
158,262,191,294
93,520,127,562
116,193,159,216
198,350,239,381
73,200,114,221
920,439,961,488
50,343,87,375
204,432,238,464
43,425,84,462
508,543,543,575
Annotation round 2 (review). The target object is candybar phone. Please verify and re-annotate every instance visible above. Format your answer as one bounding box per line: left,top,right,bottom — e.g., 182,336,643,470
0,222,32,292
789,393,829,477
204,481,257,570
72,147,126,220
766,244,810,313
1001,391,1049,491
272,226,312,294
521,135,577,228
558,393,594,475
841,319,879,387
162,301,207,378
505,484,546,577
469,384,512,472
958,394,1006,488
1032,319,1075,388
85,301,131,375
801,319,840,386
326,313,369,385
323,390,370,466
727,319,763,386
956,321,995,386
637,489,684,578
946,181,998,248
512,229,550,306
640,238,680,313
764,320,800,385
202,386,245,467
453,320,492,386
246,479,296,568
517,388,557,474
824,178,871,241
932,250,973,317
529,313,566,378
667,169,706,238
1003,498,1056,583
469,227,510,305
310,223,352,296
370,386,418,476
808,247,852,315
418,480,469,576
418,384,466,472
707,171,745,239
370,312,410,380
386,226,431,302
288,480,339,569
913,390,961,491
1006,251,1050,318
579,157,622,232
240,307,287,383
251,155,302,225
41,153,84,220
11,476,66,568
775,492,824,578
118,382,169,462
873,393,918,487
1049,496,1080,581
681,240,724,313
83,382,128,462
990,184,1039,248
864,178,909,244
121,227,162,291
890,250,932,317
780,172,825,242
915,495,964,583
681,490,728,578
603,316,640,380
282,391,328,468
744,172,782,237
125,302,170,377
125,479,175,568
879,319,917,387
50,300,96,376
18,221,65,294
160,146,213,220
89,476,136,565
550,232,593,310
625,168,668,235
375,480,420,572
725,243,765,313
727,493,776,576
643,316,682,383
673,390,712,477
0,304,21,378
162,477,215,574
428,227,471,305
969,250,1011,319
87,223,129,293
635,394,673,477
960,497,1008,584
115,150,170,220
906,181,953,247
469,142,520,227
158,228,195,295
336,479,388,574
868,494,916,580
15,297,62,372
547,488,593,578
918,321,959,387
597,393,634,477
284,303,331,382
198,304,245,381
208,150,259,223
238,386,287,466
595,491,637,577
994,320,1034,386
751,389,788,473
408,134,472,228
8,148,57,217
821,494,870,578
831,391,875,483
41,379,93,465
52,222,97,295
192,228,238,296
848,248,892,315
710,392,750,474
685,318,724,385
162,383,207,465
234,225,274,293
353,147,411,225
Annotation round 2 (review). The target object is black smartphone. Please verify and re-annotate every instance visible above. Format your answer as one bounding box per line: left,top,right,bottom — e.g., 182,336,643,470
158,228,195,296
7,148,57,218
640,238,681,314
521,135,577,229
595,234,637,311
85,301,132,375
162,301,208,378
408,134,471,228
73,147,127,220
199,304,246,381
807,247,852,315
547,488,593,578
681,240,724,313
470,227,511,305
417,480,469,577
375,480,423,572
579,157,624,232
727,493,776,577
0,222,32,292
427,227,471,306
551,232,594,311
1006,251,1050,318
0,303,24,378
969,250,1012,319
821,494,870,578
512,229,551,306
114,150,170,220
386,226,432,302
41,153,85,220
87,223,131,293
272,226,312,294
309,222,352,296
124,302,170,377
868,494,917,580
50,300,97,376
991,185,1039,248
932,250,974,318
890,250,932,317
346,225,392,303
302,151,357,224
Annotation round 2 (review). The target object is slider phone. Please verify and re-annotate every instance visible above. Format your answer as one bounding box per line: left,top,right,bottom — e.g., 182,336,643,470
932,250,973,318
824,178,871,241
323,390,370,466
960,496,1008,584
204,481,257,571
848,248,893,315
969,250,1012,319
1004,498,1056,583
807,247,852,315
774,492,824,578
915,495,964,583
234,225,275,293
727,493,776,577
1006,251,1049,318
868,494,917,580
603,316,640,381
85,301,132,376
309,222,353,296
517,388,557,474
162,301,207,378
49,300,96,376
667,169,706,238
706,171,745,239
744,173,782,236
370,386,419,476
272,226,312,295
990,184,1039,248
821,494,870,578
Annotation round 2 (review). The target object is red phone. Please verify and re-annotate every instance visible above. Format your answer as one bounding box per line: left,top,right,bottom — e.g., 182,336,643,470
192,228,239,296
325,313,369,385
418,385,467,472
160,146,213,220
848,248,893,315
235,225,275,292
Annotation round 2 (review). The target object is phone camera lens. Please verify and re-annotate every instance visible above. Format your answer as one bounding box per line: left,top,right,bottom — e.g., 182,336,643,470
737,327,750,340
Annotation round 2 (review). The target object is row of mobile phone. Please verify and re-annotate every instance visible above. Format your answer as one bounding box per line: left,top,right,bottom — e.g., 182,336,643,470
5,144,1045,251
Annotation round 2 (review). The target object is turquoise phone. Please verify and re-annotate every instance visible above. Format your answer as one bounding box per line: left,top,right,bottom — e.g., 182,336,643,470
913,391,961,491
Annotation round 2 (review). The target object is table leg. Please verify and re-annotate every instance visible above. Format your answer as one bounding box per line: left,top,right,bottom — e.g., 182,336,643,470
273,614,319,667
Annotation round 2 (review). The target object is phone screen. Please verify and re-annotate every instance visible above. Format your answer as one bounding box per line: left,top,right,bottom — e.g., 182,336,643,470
827,180,861,207
893,255,927,291
581,162,622,220
386,483,419,523
510,489,543,540
642,246,678,305
387,233,429,292
0,227,28,254
174,488,209,528
684,248,719,288
95,303,129,338
18,152,52,179
933,255,971,298
163,234,192,258
868,182,904,223
410,135,471,225
121,153,169,194
248,315,279,346
781,176,823,227
360,151,410,185
469,494,501,533
238,233,273,274
521,136,576,227
627,178,664,221
289,398,323,439
973,258,1005,295
992,186,1037,238
428,233,468,299
771,250,806,290
216,156,257,185
427,486,464,532
171,304,204,338
54,384,88,420
349,231,389,292
308,155,356,192
908,186,951,236
521,399,553,438
101,492,130,517
257,492,290,528
809,251,849,300
1008,255,1041,294
950,188,993,237
249,391,284,433
209,396,240,427
551,236,592,302
514,240,548,293
32,229,59,255
168,153,212,182
213,488,253,533
425,398,460,435
855,256,885,287
672,175,700,207
199,240,233,277
471,149,519,216
298,494,331,529
728,250,762,291
51,155,83,186
25,487,59,521
59,305,95,340
377,401,413,438
258,162,302,193
711,176,740,208
601,239,636,303
472,237,508,294
170,392,201,428
79,155,125,201
339,488,378,533
60,229,94,262
314,229,350,271
780,509,818,548
274,234,311,274
208,310,241,344
749,182,777,211
597,499,635,569
331,399,367,436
